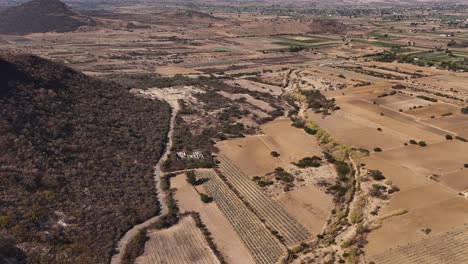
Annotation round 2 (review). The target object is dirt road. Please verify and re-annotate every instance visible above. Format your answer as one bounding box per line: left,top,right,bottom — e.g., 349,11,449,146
110,93,179,264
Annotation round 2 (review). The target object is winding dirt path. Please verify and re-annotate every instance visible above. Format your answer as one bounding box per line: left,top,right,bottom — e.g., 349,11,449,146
110,94,179,264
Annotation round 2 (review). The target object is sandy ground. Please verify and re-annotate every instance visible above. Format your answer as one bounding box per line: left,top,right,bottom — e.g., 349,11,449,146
225,79,284,96
172,174,255,264
217,91,274,112
276,184,333,236
136,216,220,264
156,66,202,76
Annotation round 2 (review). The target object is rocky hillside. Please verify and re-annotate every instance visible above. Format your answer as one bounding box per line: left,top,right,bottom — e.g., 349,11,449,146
0,0,93,35
0,54,171,263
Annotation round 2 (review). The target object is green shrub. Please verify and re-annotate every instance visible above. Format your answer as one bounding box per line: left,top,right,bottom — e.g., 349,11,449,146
369,170,385,181
200,193,213,203
186,171,197,185
258,180,274,187
295,156,322,168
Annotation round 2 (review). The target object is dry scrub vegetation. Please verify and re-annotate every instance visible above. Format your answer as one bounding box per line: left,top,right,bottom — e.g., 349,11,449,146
0,54,171,263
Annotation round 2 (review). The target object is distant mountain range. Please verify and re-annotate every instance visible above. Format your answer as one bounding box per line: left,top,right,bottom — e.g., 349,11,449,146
0,0,93,35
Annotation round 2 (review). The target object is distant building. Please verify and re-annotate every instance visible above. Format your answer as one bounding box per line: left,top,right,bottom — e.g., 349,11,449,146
176,151,204,160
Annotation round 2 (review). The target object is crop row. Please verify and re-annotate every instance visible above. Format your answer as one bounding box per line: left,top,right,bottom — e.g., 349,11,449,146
197,169,286,264
216,155,310,246
372,225,468,264
138,216,220,264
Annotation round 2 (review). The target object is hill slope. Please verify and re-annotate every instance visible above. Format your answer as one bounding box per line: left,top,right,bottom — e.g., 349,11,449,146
0,54,171,263
0,0,93,35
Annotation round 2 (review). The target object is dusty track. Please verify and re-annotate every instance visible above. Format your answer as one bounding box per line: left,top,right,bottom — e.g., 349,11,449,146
110,94,179,264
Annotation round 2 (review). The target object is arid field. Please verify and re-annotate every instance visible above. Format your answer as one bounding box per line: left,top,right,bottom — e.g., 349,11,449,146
1,0,467,263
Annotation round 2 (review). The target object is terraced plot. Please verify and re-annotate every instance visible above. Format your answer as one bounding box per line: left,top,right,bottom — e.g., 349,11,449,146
136,216,220,264
197,169,285,264
216,155,311,246
371,225,468,264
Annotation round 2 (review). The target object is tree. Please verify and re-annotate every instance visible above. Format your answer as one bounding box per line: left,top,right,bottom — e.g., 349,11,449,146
373,147,382,152
200,193,213,203
446,135,453,140
186,171,197,185
369,170,385,181
271,151,280,157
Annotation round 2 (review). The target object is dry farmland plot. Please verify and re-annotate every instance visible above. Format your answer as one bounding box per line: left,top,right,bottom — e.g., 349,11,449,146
439,170,468,192
376,94,433,112
405,103,462,119
216,155,311,246
276,184,334,235
196,169,286,264
307,111,406,150
371,225,468,264
364,156,430,191
423,114,468,139
172,174,256,264
373,140,468,178
216,119,323,176
216,136,281,177
337,98,447,143
259,119,323,164
365,183,468,256
136,216,220,264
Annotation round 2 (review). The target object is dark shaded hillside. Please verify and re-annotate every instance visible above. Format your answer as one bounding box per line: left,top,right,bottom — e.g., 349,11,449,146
0,0,93,35
0,54,171,263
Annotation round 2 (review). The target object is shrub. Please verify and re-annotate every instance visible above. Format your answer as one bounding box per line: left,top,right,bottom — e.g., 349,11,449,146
186,171,197,185
304,127,317,135
275,167,284,172
369,170,385,181
446,135,453,140
388,185,400,194
464,164,468,168
200,193,213,203
409,139,418,144
257,180,274,187
335,161,351,180
122,230,149,264
418,141,427,147
295,156,322,168
161,177,170,191
323,152,336,163
373,147,382,152
271,151,280,157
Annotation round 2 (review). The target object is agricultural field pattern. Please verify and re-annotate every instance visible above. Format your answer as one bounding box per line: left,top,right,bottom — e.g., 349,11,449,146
0,0,467,264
